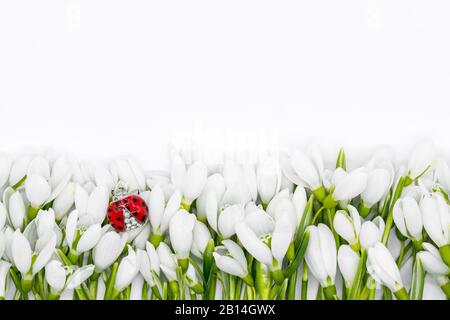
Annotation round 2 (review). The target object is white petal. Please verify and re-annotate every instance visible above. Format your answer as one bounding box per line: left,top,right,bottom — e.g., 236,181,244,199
12,230,32,275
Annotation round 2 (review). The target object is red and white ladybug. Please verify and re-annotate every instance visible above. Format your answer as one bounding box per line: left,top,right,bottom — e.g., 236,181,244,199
106,184,148,233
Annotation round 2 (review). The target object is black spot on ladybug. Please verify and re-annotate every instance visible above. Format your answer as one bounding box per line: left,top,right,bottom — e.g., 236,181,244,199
117,217,122,221
118,226,124,231
108,208,112,213
133,198,138,203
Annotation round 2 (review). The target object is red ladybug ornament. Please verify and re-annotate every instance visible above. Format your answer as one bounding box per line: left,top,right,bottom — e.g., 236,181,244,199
107,185,149,233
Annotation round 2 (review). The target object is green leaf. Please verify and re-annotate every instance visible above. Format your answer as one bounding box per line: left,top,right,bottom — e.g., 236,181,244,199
203,239,215,284
285,230,310,278
336,148,346,171
294,195,314,248
410,256,425,300
348,249,367,300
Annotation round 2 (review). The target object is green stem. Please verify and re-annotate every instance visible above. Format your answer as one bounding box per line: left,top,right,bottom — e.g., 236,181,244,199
301,264,308,300
393,287,410,300
439,244,450,267
323,285,338,300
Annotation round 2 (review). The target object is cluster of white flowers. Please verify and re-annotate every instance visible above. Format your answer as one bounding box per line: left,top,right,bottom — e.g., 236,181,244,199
0,143,450,300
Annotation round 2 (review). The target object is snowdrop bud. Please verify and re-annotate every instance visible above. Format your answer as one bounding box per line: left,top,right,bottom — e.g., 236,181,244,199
333,168,368,201
76,224,102,253
256,156,281,205
0,202,7,230
265,189,290,218
86,186,109,225
94,168,115,190
420,194,450,248
408,143,435,179
53,182,75,220
114,246,139,292
192,221,212,258
138,242,160,286
94,231,128,272
66,265,95,290
367,242,405,295
11,230,32,275
9,191,26,230
0,232,5,259
196,173,226,218
158,242,177,281
289,150,321,190
0,154,12,189
45,261,66,293
292,186,307,225
9,155,31,186
0,260,12,298
31,233,57,275
132,224,151,250
218,205,245,238
24,174,51,208
393,196,423,242
130,275,144,300
417,243,450,276
36,209,55,238
359,217,385,250
28,156,50,179
361,168,391,207
169,210,196,267
436,158,450,192
333,205,361,250
243,206,274,237
338,245,360,287
305,224,337,287
148,185,165,231
271,199,296,266
182,162,208,206
116,158,146,191
235,221,273,267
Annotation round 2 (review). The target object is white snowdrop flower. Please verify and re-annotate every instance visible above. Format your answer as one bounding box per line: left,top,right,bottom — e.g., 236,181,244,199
130,275,144,300
45,261,67,293
137,242,160,287
243,204,275,237
195,173,226,220
393,196,423,243
0,202,7,231
213,239,253,285
27,156,50,179
169,209,196,267
256,154,281,205
52,182,75,220
93,231,128,272
333,205,361,250
423,275,447,300
367,242,406,296
419,193,450,248
0,260,12,299
185,263,203,294
8,155,32,186
332,167,368,202
65,210,102,263
171,153,207,207
65,265,95,290
11,229,56,291
217,204,245,238
271,198,296,267
360,167,392,215
148,185,182,240
0,154,12,189
305,224,337,288
417,243,450,276
281,149,322,191
115,158,146,191
191,220,212,258
436,158,450,193
338,244,360,287
24,174,51,208
221,162,257,205
235,221,273,268
75,184,110,226
359,217,385,250
407,143,436,179
265,189,290,218
8,190,26,230
158,242,178,282
0,232,5,259
292,186,307,225
94,167,116,190
132,223,151,250
114,246,139,292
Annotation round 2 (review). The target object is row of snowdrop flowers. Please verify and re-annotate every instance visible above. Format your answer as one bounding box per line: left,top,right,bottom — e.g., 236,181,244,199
0,144,450,300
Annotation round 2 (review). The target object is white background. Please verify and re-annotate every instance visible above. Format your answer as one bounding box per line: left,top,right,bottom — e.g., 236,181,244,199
1,1,449,170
